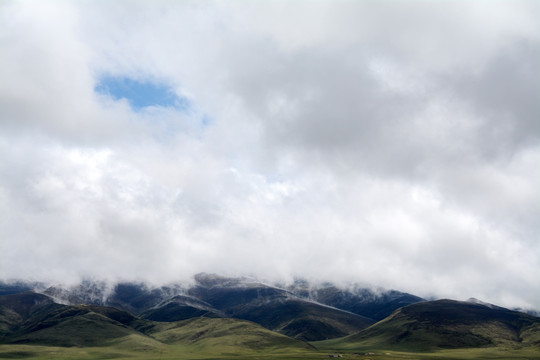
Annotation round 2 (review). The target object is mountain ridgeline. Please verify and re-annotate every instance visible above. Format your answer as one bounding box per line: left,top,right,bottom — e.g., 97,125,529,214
1,273,539,358
13,273,423,341
318,299,540,352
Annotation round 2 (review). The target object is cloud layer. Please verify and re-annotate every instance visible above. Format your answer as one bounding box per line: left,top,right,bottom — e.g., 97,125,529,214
1,0,539,309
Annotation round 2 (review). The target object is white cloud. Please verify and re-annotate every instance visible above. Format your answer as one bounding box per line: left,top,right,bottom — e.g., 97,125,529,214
0,0,539,310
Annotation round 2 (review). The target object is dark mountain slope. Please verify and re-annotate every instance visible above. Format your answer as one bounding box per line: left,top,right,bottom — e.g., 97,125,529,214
231,298,374,341
104,283,169,315
326,299,540,351
0,291,315,354
187,275,374,341
0,282,34,296
0,292,65,338
0,276,427,335
43,281,186,316
287,281,425,321
141,294,223,322
6,276,375,341
187,275,288,312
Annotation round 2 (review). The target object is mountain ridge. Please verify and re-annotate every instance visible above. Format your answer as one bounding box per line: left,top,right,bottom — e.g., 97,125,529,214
2,274,538,344
1,280,540,359
0,291,313,355
1,274,424,341
316,299,540,352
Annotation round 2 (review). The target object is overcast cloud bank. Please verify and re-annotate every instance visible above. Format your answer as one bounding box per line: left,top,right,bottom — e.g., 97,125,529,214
1,0,539,310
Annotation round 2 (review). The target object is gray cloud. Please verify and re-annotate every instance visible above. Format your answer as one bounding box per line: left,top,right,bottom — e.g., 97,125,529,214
0,0,539,310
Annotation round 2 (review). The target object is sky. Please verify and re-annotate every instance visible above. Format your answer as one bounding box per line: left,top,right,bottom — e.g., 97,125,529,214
0,0,539,310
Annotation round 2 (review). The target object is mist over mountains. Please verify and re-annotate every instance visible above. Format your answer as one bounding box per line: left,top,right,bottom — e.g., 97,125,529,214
4,273,538,315
2,273,538,345
1,272,540,360
1,273,424,341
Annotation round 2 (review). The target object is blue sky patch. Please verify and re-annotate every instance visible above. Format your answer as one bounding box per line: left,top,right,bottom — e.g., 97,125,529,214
95,76,189,110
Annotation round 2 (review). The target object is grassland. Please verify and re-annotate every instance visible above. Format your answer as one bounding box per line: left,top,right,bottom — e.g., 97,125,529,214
313,341,540,360
1,339,539,359
0,316,318,359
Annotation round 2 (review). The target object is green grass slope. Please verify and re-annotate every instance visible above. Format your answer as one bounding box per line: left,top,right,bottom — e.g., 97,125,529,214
1,292,319,359
9,311,148,347
0,292,159,347
146,317,315,355
316,299,540,352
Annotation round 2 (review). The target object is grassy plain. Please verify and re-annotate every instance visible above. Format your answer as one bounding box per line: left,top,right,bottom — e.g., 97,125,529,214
1,342,540,359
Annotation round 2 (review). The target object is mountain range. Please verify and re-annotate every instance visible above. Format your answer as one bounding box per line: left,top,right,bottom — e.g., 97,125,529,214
0,274,539,359
5,273,425,341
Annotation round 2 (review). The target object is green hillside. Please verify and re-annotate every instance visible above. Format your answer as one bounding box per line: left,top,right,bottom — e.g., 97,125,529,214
146,317,315,355
0,292,318,359
2,292,540,359
0,292,155,347
315,299,540,352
